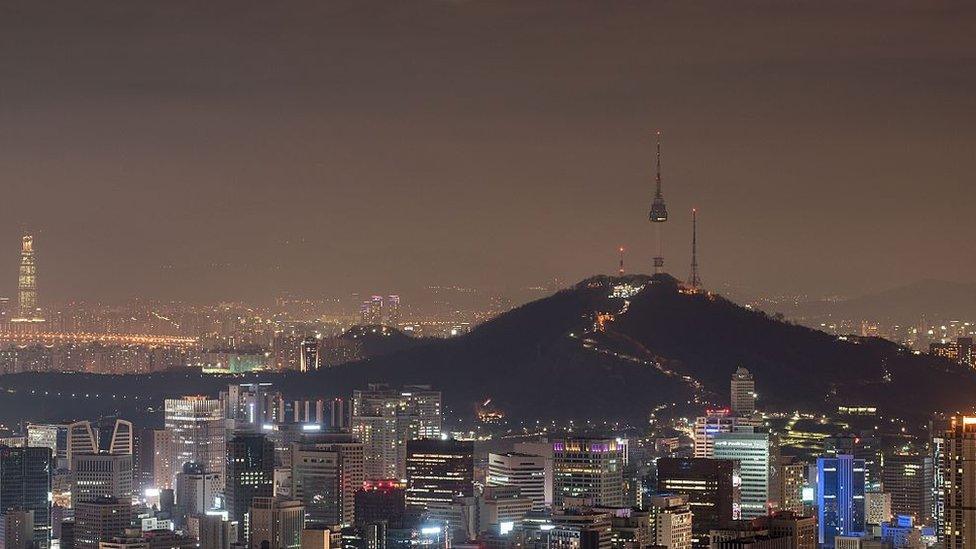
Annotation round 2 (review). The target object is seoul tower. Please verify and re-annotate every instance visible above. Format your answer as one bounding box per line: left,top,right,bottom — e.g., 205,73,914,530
648,131,668,273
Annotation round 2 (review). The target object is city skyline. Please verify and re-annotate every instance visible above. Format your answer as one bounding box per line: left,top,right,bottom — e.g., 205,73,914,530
1,2,974,303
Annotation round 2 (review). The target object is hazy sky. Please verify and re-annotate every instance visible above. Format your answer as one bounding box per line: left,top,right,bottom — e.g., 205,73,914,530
0,1,973,303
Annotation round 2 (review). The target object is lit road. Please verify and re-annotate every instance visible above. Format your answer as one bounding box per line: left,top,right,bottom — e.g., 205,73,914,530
0,331,198,347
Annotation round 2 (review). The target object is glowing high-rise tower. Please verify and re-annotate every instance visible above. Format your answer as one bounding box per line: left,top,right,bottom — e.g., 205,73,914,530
13,234,43,323
648,131,668,274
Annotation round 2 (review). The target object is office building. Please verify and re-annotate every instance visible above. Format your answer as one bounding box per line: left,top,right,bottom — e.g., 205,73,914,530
513,440,554,507
405,439,474,511
248,497,304,549
730,367,756,416
656,457,736,547
550,506,614,549
70,453,133,508
28,424,68,470
487,452,546,511
290,434,365,528
479,485,534,534
552,438,624,508
693,411,757,459
865,491,892,526
163,397,225,490
186,514,237,549
351,385,442,479
0,446,53,549
776,456,806,515
881,453,931,523
943,415,976,549
299,336,320,373
646,494,693,549
225,433,274,536
174,462,220,525
713,431,771,519
74,497,131,549
817,455,866,548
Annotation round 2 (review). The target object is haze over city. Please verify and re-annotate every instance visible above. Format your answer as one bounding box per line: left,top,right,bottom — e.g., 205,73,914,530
1,1,973,303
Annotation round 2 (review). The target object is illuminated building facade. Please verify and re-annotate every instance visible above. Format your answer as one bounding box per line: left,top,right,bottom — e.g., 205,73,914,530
299,336,320,373
693,410,756,459
404,438,473,511
351,384,442,479
816,454,866,548
713,430,771,520
226,433,274,540
70,452,133,508
656,457,736,547
163,397,225,491
247,497,304,549
730,367,756,416
290,434,364,528
0,446,52,549
487,452,547,511
882,452,931,523
552,438,624,508
13,235,44,324
943,415,976,549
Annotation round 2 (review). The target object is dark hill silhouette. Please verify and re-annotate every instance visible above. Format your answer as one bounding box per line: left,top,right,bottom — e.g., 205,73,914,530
340,324,423,357
1,274,973,425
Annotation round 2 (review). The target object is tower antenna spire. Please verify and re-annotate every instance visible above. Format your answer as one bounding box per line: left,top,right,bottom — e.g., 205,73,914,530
618,246,625,277
648,130,669,274
689,208,701,289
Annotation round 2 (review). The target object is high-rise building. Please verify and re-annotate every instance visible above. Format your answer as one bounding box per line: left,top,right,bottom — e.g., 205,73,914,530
730,367,756,416
404,439,473,512
713,431,771,519
70,453,133,508
646,494,693,549
163,397,225,490
187,513,237,549
174,462,220,525
386,295,401,326
222,383,280,429
151,430,176,491
67,422,98,469
74,497,131,549
752,511,817,549
271,334,304,371
942,415,976,549
299,337,320,373
864,491,891,526
290,434,365,528
27,424,68,470
817,455,866,548
513,440,554,507
12,235,44,324
882,452,931,523
0,446,52,549
247,497,304,549
225,433,274,537
776,456,806,515
550,506,614,549
351,384,442,479
487,452,546,512
693,410,757,459
656,457,736,547
552,438,624,508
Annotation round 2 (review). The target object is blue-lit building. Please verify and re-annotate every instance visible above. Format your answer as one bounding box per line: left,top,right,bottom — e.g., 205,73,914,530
817,454,866,547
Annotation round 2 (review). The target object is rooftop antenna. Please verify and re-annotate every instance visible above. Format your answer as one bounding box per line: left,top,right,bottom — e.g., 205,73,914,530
618,246,625,277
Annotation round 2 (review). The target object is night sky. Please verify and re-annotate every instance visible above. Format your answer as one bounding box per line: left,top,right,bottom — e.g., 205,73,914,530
0,1,972,303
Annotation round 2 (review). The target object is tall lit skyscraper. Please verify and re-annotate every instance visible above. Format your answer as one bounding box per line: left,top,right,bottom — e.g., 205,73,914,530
70,453,133,508
816,454,866,547
225,433,274,540
299,337,320,373
552,438,624,508
0,446,52,549
943,415,976,549
730,367,756,416
290,434,365,528
163,397,225,490
882,452,931,523
12,235,43,324
713,430,771,519
404,439,473,512
351,384,441,479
